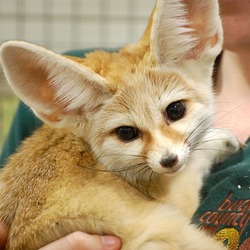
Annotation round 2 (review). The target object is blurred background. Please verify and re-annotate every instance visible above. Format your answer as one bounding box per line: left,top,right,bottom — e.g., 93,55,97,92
0,0,155,152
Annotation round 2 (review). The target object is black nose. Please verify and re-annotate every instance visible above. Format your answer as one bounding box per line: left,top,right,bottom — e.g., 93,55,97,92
160,154,178,168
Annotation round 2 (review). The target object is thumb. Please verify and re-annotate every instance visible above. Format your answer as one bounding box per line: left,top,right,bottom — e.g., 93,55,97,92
100,235,122,250
39,232,121,250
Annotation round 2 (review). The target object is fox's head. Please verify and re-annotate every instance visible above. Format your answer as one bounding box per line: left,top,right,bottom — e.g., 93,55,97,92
0,0,222,183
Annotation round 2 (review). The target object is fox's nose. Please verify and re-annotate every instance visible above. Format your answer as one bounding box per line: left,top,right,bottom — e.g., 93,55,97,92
160,154,178,168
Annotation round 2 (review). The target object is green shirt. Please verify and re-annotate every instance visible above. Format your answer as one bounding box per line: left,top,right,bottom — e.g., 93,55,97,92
193,141,250,249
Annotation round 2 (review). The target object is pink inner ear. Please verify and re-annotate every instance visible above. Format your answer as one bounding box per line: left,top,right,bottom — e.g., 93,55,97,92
183,2,220,60
24,66,56,105
30,69,68,110
184,33,219,60
2,44,70,114
21,62,67,112
3,46,51,102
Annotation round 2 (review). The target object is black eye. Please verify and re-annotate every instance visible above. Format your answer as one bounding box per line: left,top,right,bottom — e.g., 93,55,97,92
166,101,186,121
116,126,140,142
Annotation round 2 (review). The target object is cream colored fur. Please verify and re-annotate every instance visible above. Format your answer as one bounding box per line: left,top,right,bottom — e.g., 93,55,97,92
0,0,240,249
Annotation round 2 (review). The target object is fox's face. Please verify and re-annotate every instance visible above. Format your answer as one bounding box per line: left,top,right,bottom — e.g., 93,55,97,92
85,68,214,178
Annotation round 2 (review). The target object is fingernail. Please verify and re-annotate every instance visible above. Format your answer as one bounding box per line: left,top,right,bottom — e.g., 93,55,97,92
101,236,120,249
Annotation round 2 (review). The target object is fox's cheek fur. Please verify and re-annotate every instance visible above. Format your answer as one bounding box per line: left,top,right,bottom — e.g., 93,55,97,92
98,138,145,171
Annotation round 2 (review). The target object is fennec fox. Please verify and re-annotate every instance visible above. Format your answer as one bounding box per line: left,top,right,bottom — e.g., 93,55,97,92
0,0,239,249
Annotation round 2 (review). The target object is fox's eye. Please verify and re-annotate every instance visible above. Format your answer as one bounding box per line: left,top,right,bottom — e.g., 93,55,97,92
116,126,140,142
166,101,186,121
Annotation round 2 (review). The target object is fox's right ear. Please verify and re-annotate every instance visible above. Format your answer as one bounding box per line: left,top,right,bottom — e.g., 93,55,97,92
145,0,223,82
0,41,111,128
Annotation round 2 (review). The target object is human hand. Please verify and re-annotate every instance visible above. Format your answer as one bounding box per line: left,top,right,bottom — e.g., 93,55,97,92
0,223,121,250
0,223,7,250
39,232,121,250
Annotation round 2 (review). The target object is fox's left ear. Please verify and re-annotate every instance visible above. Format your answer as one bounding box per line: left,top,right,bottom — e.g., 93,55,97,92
149,0,223,81
0,41,111,128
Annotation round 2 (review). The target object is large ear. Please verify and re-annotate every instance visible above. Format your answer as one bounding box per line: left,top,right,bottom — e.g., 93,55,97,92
149,0,223,79
0,41,110,128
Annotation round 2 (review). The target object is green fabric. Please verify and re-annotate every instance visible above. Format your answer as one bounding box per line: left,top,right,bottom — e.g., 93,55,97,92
0,102,42,167
193,141,250,249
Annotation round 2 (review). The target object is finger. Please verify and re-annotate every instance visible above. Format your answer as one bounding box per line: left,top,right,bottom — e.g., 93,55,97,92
39,232,121,250
0,224,8,250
